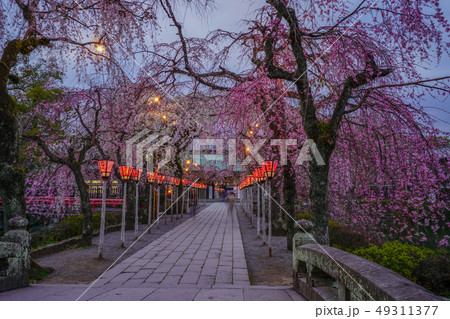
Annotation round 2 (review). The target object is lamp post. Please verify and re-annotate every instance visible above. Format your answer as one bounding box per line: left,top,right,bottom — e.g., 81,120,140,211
156,174,165,228
185,179,190,216
253,168,261,237
169,177,174,222
257,167,265,238
260,168,267,245
132,168,142,240
262,160,278,257
175,178,180,219
97,159,114,259
247,175,254,227
163,177,168,225
118,165,133,248
181,179,187,218
146,171,157,234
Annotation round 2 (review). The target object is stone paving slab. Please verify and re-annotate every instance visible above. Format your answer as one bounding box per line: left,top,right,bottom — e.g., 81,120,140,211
91,203,250,291
0,203,306,301
0,284,305,301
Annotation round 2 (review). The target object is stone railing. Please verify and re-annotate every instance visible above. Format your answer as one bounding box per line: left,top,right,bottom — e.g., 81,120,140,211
292,234,442,301
0,217,31,292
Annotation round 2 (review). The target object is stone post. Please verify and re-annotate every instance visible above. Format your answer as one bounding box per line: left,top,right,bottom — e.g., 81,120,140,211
0,216,31,292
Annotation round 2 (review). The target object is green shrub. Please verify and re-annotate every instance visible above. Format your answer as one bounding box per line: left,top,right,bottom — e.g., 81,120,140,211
352,241,436,282
31,212,121,249
296,213,312,221
414,253,450,298
295,213,372,251
329,224,372,251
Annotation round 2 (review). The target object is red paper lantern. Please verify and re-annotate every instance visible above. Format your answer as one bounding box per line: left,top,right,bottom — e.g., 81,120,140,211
247,175,254,186
147,171,157,183
262,161,277,179
132,168,142,182
157,174,166,185
252,169,259,183
257,167,266,181
97,160,114,180
118,165,133,182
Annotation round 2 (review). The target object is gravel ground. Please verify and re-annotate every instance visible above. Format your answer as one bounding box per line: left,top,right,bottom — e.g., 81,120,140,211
236,204,293,286
35,211,199,284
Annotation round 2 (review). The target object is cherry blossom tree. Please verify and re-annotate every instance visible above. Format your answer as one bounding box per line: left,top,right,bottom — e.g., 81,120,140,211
152,0,449,245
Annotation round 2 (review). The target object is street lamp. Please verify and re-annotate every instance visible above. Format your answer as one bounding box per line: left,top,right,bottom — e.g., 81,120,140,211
175,178,180,219
253,168,261,237
183,179,189,214
168,176,174,222
95,44,106,53
132,168,142,240
118,165,133,248
156,174,165,228
97,159,114,259
262,161,278,257
247,174,254,227
146,171,157,234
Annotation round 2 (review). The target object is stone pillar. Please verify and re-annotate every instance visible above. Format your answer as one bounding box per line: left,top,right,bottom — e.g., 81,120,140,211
0,216,31,292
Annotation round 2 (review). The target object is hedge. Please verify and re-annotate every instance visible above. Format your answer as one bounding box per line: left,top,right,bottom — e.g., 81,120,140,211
30,212,122,249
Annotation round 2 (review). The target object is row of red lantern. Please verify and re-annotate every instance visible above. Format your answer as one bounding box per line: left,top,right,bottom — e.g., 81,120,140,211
238,161,278,189
97,160,207,188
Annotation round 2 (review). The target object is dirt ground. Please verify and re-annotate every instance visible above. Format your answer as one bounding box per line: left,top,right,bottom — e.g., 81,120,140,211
35,214,193,284
236,205,293,286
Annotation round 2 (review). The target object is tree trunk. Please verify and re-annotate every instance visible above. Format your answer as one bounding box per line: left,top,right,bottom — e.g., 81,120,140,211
0,104,26,229
283,160,297,250
71,163,93,246
309,141,333,245
271,188,285,236
0,41,27,231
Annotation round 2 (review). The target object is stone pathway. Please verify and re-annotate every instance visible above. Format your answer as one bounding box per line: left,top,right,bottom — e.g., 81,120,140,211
0,203,305,301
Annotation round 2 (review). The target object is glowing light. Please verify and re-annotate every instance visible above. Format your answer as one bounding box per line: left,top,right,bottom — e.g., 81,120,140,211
154,97,159,102
255,123,259,127
249,130,253,135
95,44,106,53
186,159,191,165
185,168,189,172
163,115,167,120
246,146,250,152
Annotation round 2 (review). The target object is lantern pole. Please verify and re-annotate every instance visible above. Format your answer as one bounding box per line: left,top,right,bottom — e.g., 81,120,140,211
257,181,261,237
181,181,185,218
164,183,167,225
118,165,132,247
187,186,190,216
121,181,128,246
134,179,139,240
262,179,266,245
99,179,107,258
170,184,174,222
156,184,160,228
250,182,254,227
268,180,272,257
175,182,179,220
148,183,152,233
97,159,114,259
